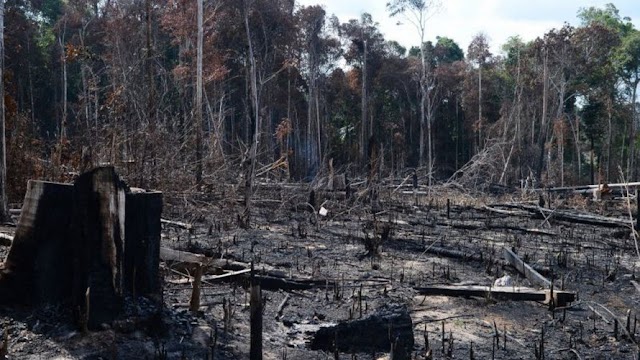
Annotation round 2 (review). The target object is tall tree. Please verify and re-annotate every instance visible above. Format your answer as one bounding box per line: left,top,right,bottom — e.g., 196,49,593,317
388,0,441,183
339,13,385,169
466,33,491,152
195,0,203,184
243,0,259,227
615,29,640,179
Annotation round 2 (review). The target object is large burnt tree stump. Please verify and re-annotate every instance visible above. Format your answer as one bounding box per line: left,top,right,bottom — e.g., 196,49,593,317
0,181,73,305
309,304,414,359
0,166,162,330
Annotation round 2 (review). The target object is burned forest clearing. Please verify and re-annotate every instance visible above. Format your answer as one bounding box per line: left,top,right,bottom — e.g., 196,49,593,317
0,170,639,360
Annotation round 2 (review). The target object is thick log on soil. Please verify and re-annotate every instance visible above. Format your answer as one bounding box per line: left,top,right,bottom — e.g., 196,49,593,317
309,304,414,359
0,167,162,330
414,284,575,307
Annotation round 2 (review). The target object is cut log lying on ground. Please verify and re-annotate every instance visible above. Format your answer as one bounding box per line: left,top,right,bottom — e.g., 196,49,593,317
161,219,193,232
160,247,209,264
437,220,558,236
542,182,640,193
309,304,414,360
386,239,553,276
503,247,551,288
488,203,632,228
414,284,575,307
160,246,332,290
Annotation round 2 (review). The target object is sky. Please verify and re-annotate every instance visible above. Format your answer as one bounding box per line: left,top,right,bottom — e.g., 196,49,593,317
295,0,640,55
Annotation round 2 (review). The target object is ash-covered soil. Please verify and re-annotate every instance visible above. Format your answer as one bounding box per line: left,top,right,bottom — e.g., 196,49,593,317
1,181,639,359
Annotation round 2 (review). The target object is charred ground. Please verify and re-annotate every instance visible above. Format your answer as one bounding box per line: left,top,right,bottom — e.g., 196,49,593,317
1,179,639,359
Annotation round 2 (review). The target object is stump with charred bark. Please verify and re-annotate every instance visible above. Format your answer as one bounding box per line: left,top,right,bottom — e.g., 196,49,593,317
309,304,414,359
0,167,162,330
0,181,73,305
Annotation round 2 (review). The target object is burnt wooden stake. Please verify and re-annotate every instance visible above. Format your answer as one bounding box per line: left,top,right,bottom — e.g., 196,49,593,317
503,324,507,350
447,199,450,219
424,325,429,352
540,325,545,360
441,321,445,355
250,266,262,360
190,263,203,313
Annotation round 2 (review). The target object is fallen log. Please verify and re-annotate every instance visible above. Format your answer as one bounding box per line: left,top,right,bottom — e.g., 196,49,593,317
388,239,552,275
309,304,414,360
543,182,640,193
414,284,575,307
488,203,632,228
439,220,557,236
167,268,252,285
161,219,193,232
160,247,209,265
160,247,332,290
503,247,551,288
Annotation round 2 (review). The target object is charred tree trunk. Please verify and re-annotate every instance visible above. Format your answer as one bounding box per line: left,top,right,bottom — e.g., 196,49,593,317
72,167,127,328
309,304,414,359
0,167,162,330
0,181,73,305
124,190,162,296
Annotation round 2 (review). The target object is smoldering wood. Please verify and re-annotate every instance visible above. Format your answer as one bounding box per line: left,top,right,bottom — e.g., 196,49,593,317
309,304,414,360
414,285,575,307
0,167,162,330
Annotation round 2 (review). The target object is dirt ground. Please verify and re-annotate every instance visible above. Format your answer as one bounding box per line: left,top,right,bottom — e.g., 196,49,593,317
1,180,640,359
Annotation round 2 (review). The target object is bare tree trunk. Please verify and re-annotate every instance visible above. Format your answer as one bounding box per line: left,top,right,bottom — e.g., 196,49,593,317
0,0,7,221
606,97,612,181
628,80,638,180
195,0,204,184
243,0,259,227
361,40,367,167
477,64,482,151
59,31,68,141
419,40,426,170
315,87,322,168
537,49,548,180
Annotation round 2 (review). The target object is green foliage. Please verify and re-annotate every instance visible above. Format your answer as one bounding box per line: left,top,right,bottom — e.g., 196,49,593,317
434,36,463,64
577,3,633,35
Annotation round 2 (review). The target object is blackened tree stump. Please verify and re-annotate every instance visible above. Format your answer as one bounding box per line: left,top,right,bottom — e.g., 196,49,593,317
0,167,162,330
309,304,414,359
0,180,73,305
